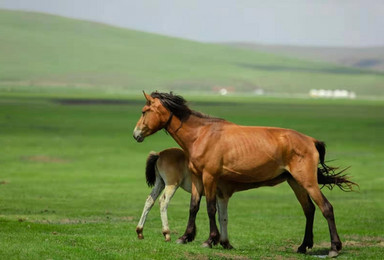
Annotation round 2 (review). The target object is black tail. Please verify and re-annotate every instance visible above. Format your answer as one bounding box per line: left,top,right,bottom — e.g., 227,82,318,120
315,141,358,192
145,152,159,187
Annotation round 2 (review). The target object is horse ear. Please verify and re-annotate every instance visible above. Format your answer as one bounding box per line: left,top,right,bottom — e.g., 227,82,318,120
143,91,154,104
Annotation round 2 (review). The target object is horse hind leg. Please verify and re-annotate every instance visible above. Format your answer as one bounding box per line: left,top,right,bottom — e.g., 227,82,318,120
289,161,342,257
159,184,178,241
308,186,341,257
287,177,315,253
136,177,165,239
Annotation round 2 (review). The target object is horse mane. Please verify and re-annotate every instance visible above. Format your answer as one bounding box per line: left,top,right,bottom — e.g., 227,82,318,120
150,91,224,122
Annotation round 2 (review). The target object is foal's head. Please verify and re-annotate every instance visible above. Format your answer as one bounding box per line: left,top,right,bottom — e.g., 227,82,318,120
133,91,190,142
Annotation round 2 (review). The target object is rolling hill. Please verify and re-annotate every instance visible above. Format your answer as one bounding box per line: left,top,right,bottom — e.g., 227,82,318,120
224,43,384,72
1,9,383,97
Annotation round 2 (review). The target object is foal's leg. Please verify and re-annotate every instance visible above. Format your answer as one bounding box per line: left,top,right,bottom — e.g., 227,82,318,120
290,161,342,257
217,196,233,249
136,177,165,239
159,184,178,241
202,173,220,248
176,174,203,244
287,178,315,253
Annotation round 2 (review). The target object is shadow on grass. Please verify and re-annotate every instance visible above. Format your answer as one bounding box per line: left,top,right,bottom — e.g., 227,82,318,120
308,248,329,256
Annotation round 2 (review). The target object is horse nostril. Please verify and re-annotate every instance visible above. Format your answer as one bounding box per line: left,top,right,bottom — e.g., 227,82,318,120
135,135,144,142
133,132,144,142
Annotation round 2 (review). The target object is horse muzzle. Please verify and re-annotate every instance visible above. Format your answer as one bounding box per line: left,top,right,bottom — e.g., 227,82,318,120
133,128,145,143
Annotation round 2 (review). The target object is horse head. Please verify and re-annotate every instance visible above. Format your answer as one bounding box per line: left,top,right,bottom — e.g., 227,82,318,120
133,91,172,142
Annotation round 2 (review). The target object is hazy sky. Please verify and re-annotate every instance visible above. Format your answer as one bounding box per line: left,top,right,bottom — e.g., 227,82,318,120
1,0,383,47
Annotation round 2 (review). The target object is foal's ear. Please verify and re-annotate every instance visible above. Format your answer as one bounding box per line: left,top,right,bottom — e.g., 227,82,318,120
143,91,154,104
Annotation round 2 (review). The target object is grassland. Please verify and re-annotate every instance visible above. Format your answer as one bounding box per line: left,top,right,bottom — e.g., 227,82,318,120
1,9,384,97
0,93,383,259
0,8,383,259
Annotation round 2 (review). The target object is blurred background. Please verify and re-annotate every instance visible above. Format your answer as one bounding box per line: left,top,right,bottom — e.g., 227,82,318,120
0,1,383,259
0,0,383,98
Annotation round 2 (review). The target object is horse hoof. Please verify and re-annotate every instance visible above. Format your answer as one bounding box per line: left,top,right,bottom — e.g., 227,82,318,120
328,250,339,258
220,241,234,249
164,235,171,242
176,238,186,244
137,233,144,240
201,242,212,248
136,227,144,240
297,246,306,254
336,242,342,251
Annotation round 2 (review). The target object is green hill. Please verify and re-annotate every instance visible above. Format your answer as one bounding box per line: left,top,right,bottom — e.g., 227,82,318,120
224,43,384,72
0,9,383,96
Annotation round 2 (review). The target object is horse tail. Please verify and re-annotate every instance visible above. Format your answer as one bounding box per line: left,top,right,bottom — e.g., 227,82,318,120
314,141,358,192
145,151,159,187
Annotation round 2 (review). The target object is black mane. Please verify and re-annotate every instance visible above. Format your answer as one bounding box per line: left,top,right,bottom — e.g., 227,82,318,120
150,91,223,122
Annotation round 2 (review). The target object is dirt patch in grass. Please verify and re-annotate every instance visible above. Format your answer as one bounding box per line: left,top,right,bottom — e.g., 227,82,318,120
22,155,70,164
53,98,143,106
184,252,209,260
58,219,98,224
33,218,102,224
261,256,298,260
214,252,252,260
344,235,384,247
297,236,384,257
309,235,384,254
31,216,137,225
183,251,252,260
119,216,135,222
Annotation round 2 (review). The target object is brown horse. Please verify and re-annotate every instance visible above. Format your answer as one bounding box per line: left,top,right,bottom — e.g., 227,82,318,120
136,148,287,242
133,91,356,257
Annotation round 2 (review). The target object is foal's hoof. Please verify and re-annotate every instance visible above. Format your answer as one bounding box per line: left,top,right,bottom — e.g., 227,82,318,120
328,250,339,258
176,238,187,244
201,242,212,248
163,231,171,242
136,227,144,240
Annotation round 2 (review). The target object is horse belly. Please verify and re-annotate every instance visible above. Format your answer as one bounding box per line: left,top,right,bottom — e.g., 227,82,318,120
219,128,287,182
221,144,285,183
221,161,284,183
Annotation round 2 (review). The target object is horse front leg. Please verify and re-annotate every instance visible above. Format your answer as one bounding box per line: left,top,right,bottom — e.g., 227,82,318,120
217,196,233,249
202,173,220,248
176,174,203,244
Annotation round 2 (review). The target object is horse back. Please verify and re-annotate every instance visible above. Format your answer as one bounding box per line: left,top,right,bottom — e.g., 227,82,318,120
157,148,192,192
193,124,318,182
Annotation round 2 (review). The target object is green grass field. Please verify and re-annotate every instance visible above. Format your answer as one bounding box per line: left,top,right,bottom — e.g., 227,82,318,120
1,8,383,260
1,93,383,259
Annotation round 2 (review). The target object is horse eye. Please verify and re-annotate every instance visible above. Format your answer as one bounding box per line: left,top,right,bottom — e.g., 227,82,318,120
142,111,146,115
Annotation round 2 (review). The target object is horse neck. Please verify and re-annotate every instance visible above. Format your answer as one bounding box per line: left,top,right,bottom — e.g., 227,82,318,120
166,114,206,152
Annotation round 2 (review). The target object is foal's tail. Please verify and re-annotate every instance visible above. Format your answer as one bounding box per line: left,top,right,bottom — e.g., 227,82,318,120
315,141,358,192
145,151,159,187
